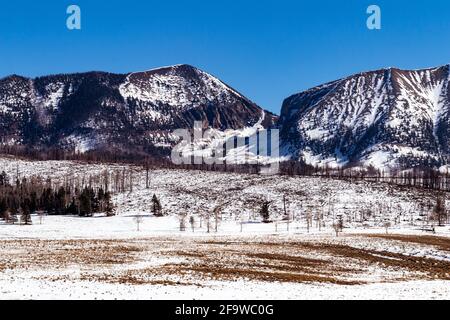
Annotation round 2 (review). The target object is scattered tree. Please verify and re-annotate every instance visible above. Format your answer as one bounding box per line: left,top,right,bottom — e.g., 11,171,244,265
260,201,271,223
383,220,391,234
431,196,447,227
134,215,144,231
179,213,187,232
332,215,344,237
189,216,195,232
151,194,163,217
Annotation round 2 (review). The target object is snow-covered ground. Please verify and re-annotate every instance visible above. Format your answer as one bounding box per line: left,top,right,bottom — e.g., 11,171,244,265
0,224,449,300
2,276,449,300
1,156,448,232
0,157,449,300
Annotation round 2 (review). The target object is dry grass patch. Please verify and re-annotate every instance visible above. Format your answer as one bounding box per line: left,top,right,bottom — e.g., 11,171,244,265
163,262,361,285
0,239,143,271
3,236,449,288
164,243,363,285
289,242,450,281
364,234,450,252
203,239,450,282
78,269,204,287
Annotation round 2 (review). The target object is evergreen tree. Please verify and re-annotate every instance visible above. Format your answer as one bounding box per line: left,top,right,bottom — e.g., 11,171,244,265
79,187,92,217
29,191,38,213
20,199,32,225
66,197,78,215
55,187,66,215
0,198,7,219
151,194,163,217
104,191,115,217
0,170,115,219
260,201,271,223
0,171,9,186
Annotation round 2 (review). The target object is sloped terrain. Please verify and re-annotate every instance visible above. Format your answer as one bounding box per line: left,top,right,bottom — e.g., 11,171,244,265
0,156,446,232
3,64,450,170
0,65,276,154
280,65,450,169
0,157,449,299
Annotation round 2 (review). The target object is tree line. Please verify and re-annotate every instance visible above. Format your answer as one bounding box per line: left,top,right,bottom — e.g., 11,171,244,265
0,171,115,224
4,146,450,192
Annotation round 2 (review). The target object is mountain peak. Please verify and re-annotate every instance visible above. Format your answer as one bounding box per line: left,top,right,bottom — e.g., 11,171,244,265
131,64,200,76
120,64,251,111
0,74,30,82
0,64,275,154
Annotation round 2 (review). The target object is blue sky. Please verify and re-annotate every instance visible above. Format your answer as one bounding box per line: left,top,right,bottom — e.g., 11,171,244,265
0,0,449,113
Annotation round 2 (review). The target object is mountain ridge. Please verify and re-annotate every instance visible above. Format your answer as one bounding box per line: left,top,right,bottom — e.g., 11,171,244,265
0,64,277,156
2,63,450,170
279,64,450,169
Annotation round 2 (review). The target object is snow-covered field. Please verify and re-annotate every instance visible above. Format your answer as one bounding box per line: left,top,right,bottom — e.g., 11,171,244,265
0,156,449,300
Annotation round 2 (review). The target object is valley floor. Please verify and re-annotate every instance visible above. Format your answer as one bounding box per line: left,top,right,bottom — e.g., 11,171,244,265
0,157,449,300
0,222,449,300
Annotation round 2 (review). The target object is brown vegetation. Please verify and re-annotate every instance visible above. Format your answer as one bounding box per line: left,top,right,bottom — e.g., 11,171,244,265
1,235,449,287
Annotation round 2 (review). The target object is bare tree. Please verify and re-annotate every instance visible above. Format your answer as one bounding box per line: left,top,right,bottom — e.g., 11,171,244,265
134,215,144,231
432,196,447,227
37,210,46,225
332,215,344,237
205,213,211,233
129,170,133,194
383,220,392,234
199,213,203,229
211,201,230,232
145,160,150,189
103,169,110,193
283,195,288,219
213,207,221,232
189,216,195,232
121,168,126,193
179,213,187,232
332,222,340,237
306,211,313,233
314,211,322,231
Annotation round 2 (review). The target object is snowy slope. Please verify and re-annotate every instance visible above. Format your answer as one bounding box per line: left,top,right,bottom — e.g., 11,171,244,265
0,65,276,155
1,156,447,236
280,65,450,169
119,64,245,110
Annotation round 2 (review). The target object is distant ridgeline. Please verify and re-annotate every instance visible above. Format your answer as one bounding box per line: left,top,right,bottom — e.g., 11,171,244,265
1,64,450,172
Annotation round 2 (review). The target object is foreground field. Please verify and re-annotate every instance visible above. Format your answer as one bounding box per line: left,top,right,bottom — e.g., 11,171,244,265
0,227,449,299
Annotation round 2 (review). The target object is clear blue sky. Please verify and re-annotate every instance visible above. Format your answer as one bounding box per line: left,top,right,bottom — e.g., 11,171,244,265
0,0,449,114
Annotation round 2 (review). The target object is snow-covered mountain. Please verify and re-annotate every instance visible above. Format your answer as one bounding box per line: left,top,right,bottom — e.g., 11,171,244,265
3,63,450,170
0,64,276,154
279,65,450,169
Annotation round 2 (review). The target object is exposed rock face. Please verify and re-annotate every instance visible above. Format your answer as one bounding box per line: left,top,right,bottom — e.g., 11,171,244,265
0,65,276,154
4,62,450,170
279,65,450,169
